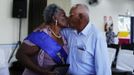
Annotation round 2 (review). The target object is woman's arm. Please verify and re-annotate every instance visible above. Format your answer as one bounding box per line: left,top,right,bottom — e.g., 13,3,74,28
16,42,55,75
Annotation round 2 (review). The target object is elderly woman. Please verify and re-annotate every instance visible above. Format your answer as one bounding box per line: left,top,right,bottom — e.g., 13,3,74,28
106,23,118,45
16,4,68,75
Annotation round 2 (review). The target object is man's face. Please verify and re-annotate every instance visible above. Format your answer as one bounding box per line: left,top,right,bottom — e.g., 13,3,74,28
69,8,80,29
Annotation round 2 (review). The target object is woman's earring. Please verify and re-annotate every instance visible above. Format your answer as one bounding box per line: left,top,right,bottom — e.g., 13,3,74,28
55,20,57,26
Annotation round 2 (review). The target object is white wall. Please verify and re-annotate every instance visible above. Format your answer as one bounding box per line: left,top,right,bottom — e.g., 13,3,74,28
0,0,29,44
71,0,134,33
47,0,71,16
0,0,29,65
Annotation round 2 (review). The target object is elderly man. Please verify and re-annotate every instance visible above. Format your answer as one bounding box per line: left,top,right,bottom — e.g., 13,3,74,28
61,4,111,75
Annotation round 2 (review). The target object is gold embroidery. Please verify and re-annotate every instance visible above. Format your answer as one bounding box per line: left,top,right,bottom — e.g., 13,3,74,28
57,52,65,64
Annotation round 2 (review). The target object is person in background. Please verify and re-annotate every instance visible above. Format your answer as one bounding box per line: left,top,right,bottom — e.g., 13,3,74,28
16,4,68,75
106,23,118,45
61,4,111,75
104,23,108,32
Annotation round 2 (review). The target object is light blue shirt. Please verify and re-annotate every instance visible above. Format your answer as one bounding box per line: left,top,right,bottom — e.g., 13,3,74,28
61,22,111,75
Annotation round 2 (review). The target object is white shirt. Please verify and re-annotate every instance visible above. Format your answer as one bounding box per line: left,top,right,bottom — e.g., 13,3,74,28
61,22,111,75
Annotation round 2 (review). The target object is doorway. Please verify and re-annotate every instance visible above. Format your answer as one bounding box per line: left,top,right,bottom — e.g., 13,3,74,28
28,0,47,33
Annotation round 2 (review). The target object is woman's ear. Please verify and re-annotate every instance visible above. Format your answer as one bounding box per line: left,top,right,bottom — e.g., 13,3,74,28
52,16,58,25
52,16,56,21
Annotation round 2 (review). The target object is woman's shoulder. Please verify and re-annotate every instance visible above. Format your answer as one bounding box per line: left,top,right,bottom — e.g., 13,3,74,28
24,24,50,46
23,40,36,46
33,23,49,32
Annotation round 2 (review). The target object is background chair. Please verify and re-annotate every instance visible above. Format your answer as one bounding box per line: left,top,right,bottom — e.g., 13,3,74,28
116,44,134,75
108,44,133,75
108,44,119,68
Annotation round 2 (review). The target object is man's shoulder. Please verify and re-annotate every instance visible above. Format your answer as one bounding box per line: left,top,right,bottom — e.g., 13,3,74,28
91,25,105,39
91,25,101,34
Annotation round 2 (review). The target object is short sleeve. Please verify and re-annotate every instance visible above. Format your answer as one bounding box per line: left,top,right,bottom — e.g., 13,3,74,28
23,40,36,46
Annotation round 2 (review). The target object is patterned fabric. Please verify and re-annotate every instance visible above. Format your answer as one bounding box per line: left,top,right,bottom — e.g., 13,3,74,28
25,31,68,64
22,27,68,75
106,31,115,45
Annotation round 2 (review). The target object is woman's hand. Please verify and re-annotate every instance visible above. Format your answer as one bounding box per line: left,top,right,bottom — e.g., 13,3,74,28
41,70,59,75
46,71,59,75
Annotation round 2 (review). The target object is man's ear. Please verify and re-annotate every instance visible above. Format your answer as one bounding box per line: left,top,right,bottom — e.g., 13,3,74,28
79,13,83,19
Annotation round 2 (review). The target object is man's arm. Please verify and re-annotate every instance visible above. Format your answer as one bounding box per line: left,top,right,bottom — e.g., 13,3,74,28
94,33,111,75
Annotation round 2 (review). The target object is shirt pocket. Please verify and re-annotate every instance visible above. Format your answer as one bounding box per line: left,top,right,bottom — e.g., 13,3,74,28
77,49,93,63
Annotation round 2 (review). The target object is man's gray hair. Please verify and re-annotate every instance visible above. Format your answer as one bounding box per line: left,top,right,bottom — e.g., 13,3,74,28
72,4,89,15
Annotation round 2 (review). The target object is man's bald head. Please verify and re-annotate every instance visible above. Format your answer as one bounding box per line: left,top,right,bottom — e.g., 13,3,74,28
70,4,89,17
69,4,90,32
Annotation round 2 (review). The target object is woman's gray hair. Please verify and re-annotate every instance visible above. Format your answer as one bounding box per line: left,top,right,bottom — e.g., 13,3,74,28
43,4,62,24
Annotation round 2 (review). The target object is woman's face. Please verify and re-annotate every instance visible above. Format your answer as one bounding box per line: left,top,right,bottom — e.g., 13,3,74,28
55,9,68,28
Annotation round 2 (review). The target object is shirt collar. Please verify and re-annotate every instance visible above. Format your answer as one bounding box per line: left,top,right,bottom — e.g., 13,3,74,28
79,21,92,36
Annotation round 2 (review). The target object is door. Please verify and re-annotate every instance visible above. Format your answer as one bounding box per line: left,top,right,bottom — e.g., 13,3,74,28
28,0,47,33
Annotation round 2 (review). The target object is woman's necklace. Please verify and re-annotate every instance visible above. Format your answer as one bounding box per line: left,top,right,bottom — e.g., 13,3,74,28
49,28,62,38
